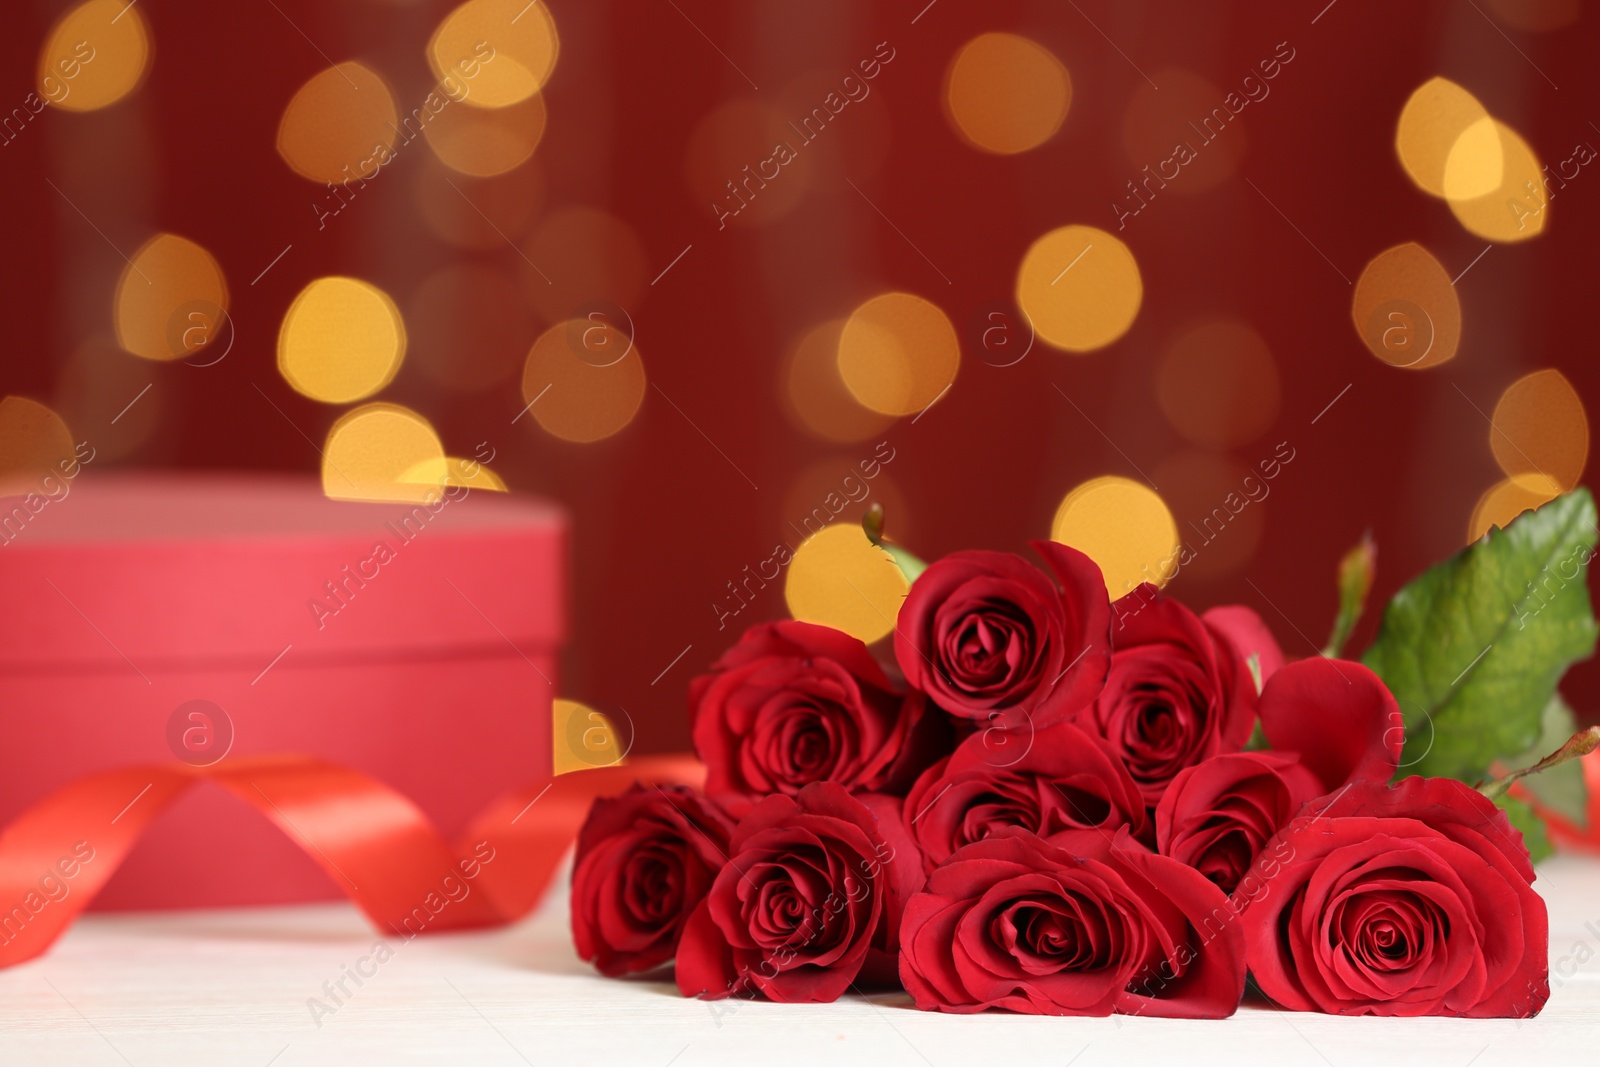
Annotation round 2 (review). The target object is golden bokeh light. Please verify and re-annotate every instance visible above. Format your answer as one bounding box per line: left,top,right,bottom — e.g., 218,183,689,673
416,155,543,249
783,320,895,444
1395,77,1492,199
408,264,533,393
277,62,398,184
1051,475,1178,598
279,277,407,404
322,403,446,503
1448,119,1547,242
1351,242,1461,370
552,699,624,775
1157,319,1280,449
423,91,546,176
114,234,230,363
784,523,909,645
428,0,559,109
1016,225,1142,353
836,293,960,417
1440,116,1504,201
522,207,647,323
521,320,646,443
399,455,508,492
0,397,76,498
1490,369,1588,492
38,0,150,112
1468,474,1561,543
944,32,1071,155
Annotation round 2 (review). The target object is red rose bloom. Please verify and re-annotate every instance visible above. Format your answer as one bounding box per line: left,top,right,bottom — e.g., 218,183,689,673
675,783,923,1003
1082,587,1260,808
893,542,1111,727
899,827,1246,1017
1155,752,1323,896
690,621,934,810
1156,658,1405,897
1242,776,1549,1018
904,721,1148,873
571,785,735,977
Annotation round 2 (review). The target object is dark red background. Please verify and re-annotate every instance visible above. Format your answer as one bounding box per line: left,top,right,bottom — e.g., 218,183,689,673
3,0,1596,753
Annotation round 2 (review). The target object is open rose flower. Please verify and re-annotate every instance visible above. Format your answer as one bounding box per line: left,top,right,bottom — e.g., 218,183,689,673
676,783,923,1002
571,785,735,976
899,827,1246,1017
904,721,1148,872
1156,659,1404,896
1081,587,1265,808
1242,776,1549,1018
893,542,1110,728
690,621,939,812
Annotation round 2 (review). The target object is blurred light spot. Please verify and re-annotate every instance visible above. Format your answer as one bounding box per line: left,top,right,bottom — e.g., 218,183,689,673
784,523,908,645
1051,475,1178,598
56,336,161,460
423,91,546,176
783,320,895,443
1396,77,1492,198
1468,474,1561,543
277,62,398,184
1121,68,1246,196
944,32,1071,155
1483,0,1579,31
0,397,76,498
322,403,446,503
1448,119,1547,242
1351,243,1460,370
428,0,559,109
114,234,229,363
416,155,543,249
552,699,623,775
836,293,959,417
1157,319,1280,449
279,277,406,404
1016,225,1141,353
521,320,646,443
399,455,507,492
408,265,533,393
684,99,816,229
38,0,150,112
1441,116,1504,201
1152,452,1265,583
1490,369,1588,492
522,206,647,323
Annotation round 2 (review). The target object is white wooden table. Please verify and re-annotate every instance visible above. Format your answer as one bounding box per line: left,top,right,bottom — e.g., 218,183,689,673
4,855,1597,1065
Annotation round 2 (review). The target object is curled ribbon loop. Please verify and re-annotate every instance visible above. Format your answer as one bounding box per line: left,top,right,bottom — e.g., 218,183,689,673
0,753,703,968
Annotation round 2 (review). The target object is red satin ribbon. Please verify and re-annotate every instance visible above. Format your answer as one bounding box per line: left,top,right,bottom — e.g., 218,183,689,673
0,753,702,968
1515,748,1600,856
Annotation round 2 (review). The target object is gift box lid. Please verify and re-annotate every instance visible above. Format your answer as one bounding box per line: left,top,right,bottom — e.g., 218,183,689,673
0,472,566,673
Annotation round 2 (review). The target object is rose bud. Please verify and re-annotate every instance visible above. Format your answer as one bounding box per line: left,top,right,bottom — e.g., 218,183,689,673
893,542,1111,729
571,785,735,977
675,783,923,1003
690,621,941,812
1081,586,1262,808
1154,659,1404,896
904,721,1148,873
1242,776,1549,1018
899,827,1247,1017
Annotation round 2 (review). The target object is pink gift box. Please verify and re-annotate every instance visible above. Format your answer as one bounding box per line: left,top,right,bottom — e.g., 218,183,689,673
0,472,564,910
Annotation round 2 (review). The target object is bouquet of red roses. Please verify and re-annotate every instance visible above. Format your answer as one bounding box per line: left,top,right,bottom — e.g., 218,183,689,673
571,491,1599,1019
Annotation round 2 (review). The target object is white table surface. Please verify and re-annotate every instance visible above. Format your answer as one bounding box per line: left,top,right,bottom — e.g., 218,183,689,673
3,854,1597,1066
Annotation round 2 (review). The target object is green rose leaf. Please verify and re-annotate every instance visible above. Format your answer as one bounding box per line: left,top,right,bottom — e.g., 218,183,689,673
1493,793,1554,866
1362,489,1599,781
